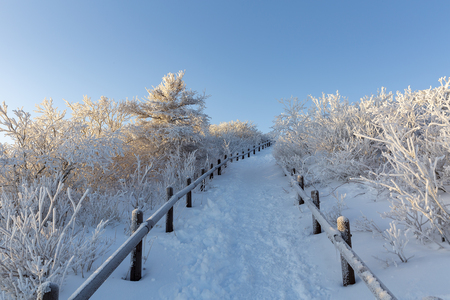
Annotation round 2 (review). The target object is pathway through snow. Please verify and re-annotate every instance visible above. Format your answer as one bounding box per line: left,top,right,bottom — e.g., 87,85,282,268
159,151,330,299
62,148,369,299
150,149,331,299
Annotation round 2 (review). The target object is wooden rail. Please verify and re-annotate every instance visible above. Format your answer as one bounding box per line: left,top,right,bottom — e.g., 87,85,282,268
280,166,397,300
38,141,272,300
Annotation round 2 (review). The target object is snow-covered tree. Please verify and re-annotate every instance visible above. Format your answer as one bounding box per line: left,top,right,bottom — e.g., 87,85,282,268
65,95,130,137
126,71,209,166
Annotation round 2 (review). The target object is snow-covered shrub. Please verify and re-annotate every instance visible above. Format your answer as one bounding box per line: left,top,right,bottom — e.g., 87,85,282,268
274,76,450,248
64,95,130,190
0,99,124,192
161,149,197,193
362,125,450,245
117,157,158,212
77,191,126,227
355,216,412,264
357,78,450,245
0,184,112,299
272,97,310,160
273,92,382,181
382,222,412,263
209,119,263,157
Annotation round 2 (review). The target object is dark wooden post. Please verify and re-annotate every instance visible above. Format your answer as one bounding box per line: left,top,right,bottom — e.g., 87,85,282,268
166,186,174,233
201,168,206,191
297,175,304,205
37,282,59,300
218,159,222,175
242,150,245,159
292,168,296,176
311,190,321,234
236,153,239,161
210,163,214,180
130,209,143,281
258,143,261,151
253,146,256,155
248,148,250,157
337,216,356,286
186,177,192,207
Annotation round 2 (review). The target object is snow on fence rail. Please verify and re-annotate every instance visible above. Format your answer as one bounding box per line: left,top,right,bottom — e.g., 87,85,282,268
37,141,272,300
280,166,397,300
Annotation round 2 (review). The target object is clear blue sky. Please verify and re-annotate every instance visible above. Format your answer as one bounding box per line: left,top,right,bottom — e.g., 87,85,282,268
1,1,449,138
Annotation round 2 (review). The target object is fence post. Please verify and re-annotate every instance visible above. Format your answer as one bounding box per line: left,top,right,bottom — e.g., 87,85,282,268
337,216,356,286
210,163,214,180
37,282,59,300
186,177,192,207
253,146,256,155
218,159,222,175
236,153,239,161
242,150,244,159
166,186,174,233
258,143,261,151
297,175,304,205
292,168,296,176
248,148,250,158
201,168,206,191
130,209,143,281
311,190,321,234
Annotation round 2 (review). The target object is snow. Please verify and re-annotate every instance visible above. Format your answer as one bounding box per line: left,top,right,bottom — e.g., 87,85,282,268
60,148,450,300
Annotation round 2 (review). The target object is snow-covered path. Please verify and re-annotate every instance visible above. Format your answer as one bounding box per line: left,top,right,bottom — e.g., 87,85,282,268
156,150,329,299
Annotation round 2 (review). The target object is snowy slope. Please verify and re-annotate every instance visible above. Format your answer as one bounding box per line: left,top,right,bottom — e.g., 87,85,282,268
61,148,450,300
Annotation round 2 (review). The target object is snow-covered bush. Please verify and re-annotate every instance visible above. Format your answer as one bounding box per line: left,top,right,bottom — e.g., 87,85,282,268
209,119,263,158
273,92,382,181
274,76,450,247
0,98,124,192
355,216,412,264
382,222,412,263
0,184,112,299
357,78,450,245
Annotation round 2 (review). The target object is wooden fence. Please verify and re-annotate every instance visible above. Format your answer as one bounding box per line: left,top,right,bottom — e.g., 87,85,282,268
280,166,397,300
37,141,272,300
